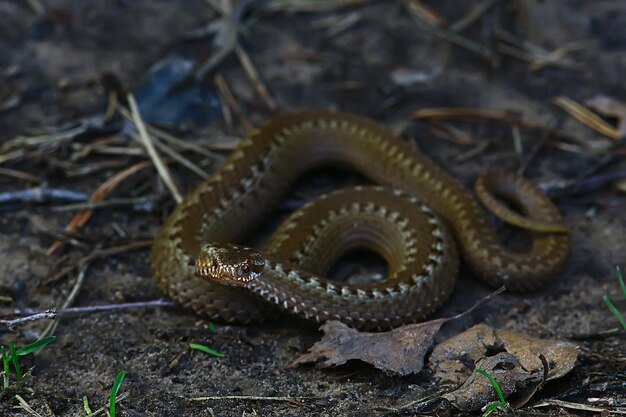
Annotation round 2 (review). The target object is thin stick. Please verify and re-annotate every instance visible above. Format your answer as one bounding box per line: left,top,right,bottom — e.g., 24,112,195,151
127,94,182,203
449,0,500,32
147,124,223,160
413,107,584,144
405,0,494,61
117,106,211,179
41,264,89,338
1,310,57,331
553,95,620,140
46,161,152,256
214,74,254,133
51,196,154,213
46,240,152,284
533,399,626,415
14,394,44,417
235,45,278,111
0,301,176,331
148,134,208,179
191,395,319,402
1,300,176,318
0,187,88,204
0,167,39,182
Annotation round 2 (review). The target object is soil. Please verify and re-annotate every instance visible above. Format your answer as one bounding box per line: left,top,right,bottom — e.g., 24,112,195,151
1,1,625,416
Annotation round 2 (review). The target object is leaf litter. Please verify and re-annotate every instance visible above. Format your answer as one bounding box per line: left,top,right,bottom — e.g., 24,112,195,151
291,290,579,412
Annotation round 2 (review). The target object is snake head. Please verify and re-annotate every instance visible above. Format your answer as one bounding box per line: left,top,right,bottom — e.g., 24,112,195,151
196,243,265,287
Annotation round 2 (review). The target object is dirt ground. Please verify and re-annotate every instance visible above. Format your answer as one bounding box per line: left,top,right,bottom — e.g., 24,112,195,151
1,1,625,416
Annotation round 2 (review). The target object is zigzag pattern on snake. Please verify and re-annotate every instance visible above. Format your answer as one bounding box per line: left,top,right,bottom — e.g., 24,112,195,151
151,110,569,330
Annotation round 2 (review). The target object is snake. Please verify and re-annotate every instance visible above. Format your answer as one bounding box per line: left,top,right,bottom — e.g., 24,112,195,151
151,110,570,331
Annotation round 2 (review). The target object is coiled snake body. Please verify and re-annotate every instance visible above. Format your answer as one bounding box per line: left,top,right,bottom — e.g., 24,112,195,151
151,110,569,330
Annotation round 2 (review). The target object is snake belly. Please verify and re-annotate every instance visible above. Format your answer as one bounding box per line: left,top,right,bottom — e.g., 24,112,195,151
151,110,570,330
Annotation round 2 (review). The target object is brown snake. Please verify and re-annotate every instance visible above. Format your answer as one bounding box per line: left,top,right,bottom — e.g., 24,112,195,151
151,110,570,330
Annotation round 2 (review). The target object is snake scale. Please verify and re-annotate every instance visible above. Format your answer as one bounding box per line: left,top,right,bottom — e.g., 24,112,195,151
151,110,570,331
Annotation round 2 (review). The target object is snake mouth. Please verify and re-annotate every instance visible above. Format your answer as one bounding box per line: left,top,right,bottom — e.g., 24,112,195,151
195,243,265,287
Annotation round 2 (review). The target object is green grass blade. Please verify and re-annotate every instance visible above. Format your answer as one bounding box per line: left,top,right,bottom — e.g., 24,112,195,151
603,295,626,330
482,401,501,417
9,341,21,383
15,336,56,356
475,368,507,407
2,346,9,389
208,322,217,333
616,266,626,300
189,343,225,358
83,395,93,415
109,370,125,417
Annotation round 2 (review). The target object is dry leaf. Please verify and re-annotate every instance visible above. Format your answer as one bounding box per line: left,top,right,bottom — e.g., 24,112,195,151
498,328,579,381
430,324,580,412
429,324,580,384
288,318,447,375
290,288,505,376
442,352,543,412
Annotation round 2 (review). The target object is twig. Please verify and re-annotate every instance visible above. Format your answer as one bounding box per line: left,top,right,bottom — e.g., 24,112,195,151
413,107,585,145
14,394,44,417
117,98,211,180
405,0,495,61
0,167,39,183
235,46,278,111
1,310,57,331
147,124,224,161
449,0,500,32
46,161,152,256
149,136,208,179
553,95,620,140
530,41,591,71
495,28,588,71
532,399,626,415
0,187,88,204
127,94,182,203
41,264,90,338
214,74,254,133
0,124,87,165
428,123,476,145
264,0,370,12
585,95,626,138
50,196,154,213
196,0,256,80
62,159,132,178
46,240,153,284
0,301,176,329
191,395,320,402
540,170,626,197
454,140,489,163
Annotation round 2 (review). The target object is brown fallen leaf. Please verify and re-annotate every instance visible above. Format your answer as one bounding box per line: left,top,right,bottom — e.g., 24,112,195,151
289,288,505,376
288,318,448,376
430,324,580,412
443,352,543,412
429,323,498,385
498,328,579,381
429,324,580,384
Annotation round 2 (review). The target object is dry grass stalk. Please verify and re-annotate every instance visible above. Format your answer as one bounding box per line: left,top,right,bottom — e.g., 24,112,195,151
127,94,182,203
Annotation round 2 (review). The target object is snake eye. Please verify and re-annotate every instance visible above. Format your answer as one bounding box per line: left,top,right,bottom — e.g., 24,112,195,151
241,263,250,273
